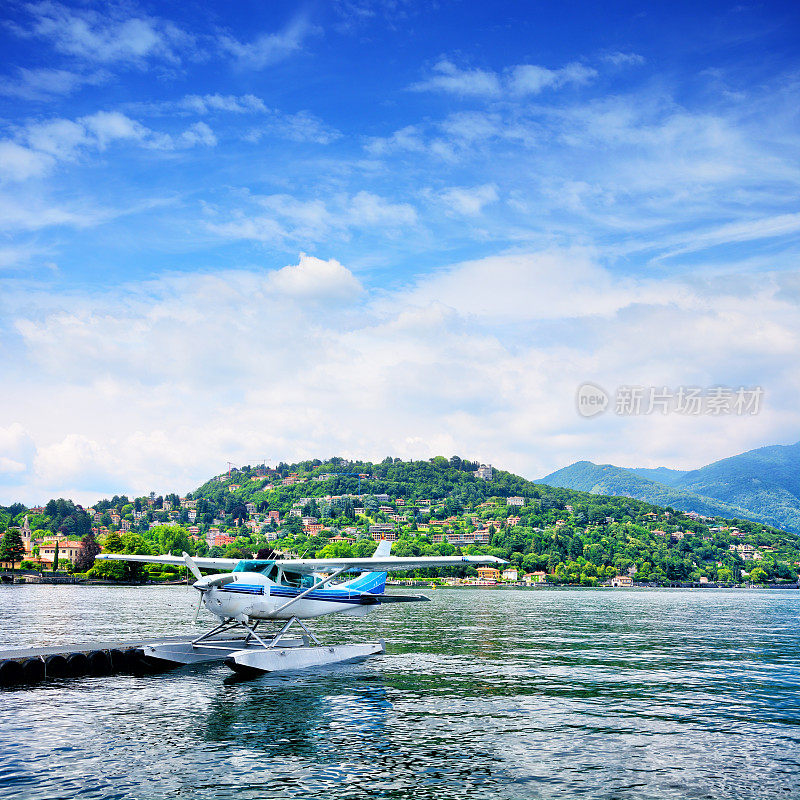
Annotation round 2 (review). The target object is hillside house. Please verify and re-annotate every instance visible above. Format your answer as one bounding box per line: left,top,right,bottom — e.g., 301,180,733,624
525,571,548,584
37,540,83,566
611,575,634,587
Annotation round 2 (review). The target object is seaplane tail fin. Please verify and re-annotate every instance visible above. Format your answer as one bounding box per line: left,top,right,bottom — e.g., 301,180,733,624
342,570,387,595
373,538,393,558
340,539,391,595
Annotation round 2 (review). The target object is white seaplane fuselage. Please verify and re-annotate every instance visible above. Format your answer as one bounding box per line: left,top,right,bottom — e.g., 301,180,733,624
205,561,386,621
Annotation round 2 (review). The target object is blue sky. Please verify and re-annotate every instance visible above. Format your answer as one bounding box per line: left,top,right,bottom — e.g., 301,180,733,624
1,0,799,504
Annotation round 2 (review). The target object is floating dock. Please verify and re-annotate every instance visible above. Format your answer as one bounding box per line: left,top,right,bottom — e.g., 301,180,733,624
0,632,255,686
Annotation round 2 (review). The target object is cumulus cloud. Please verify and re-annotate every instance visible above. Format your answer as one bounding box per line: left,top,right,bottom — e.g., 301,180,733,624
3,248,800,503
268,254,364,300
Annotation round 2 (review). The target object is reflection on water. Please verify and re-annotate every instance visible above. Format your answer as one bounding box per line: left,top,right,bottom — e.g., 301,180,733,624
1,586,799,799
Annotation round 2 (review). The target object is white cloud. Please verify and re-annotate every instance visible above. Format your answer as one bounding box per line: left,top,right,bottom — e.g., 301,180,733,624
603,51,646,67
268,254,364,300
0,141,54,181
81,110,147,149
0,243,47,269
178,121,217,148
0,193,103,231
220,16,314,69
437,184,499,215
16,1,192,66
178,94,267,114
411,58,597,98
508,62,597,95
34,433,117,490
0,67,108,100
410,59,502,97
4,109,220,184
25,117,88,160
208,190,417,244
0,423,36,486
3,248,800,504
656,212,800,260
245,110,341,145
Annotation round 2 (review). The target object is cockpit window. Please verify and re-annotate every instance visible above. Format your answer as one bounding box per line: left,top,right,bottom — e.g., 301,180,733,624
280,570,316,588
233,560,275,575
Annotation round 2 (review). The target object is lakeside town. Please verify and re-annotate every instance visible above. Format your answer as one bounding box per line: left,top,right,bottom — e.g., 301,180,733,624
2,457,798,588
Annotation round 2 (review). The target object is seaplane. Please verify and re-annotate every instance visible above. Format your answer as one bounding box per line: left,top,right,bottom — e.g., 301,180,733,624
97,541,505,675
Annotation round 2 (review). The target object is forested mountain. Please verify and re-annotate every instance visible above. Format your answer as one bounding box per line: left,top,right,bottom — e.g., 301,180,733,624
4,454,800,586
538,441,800,533
181,456,800,586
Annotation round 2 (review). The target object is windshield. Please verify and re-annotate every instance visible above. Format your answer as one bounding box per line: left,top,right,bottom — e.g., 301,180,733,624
233,560,274,574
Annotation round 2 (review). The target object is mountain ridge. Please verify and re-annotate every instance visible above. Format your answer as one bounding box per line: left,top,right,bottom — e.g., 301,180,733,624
538,441,800,533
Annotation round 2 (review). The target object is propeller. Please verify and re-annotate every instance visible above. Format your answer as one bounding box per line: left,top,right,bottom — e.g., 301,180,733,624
182,552,202,581
193,592,203,624
181,553,236,623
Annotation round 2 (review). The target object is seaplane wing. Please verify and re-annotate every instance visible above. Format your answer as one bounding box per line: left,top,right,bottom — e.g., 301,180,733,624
96,552,506,573
273,554,507,574
96,554,239,570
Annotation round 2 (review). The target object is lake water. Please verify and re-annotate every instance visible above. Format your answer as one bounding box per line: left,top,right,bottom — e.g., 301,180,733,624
1,585,799,799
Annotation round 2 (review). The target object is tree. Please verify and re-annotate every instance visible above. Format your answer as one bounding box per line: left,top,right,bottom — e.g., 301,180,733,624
749,566,768,584
103,531,123,553
0,528,25,571
52,540,59,572
75,532,101,572
89,560,127,581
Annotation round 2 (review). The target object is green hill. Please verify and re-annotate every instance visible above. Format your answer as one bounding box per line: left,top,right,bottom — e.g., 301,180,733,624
181,456,800,585
538,441,800,533
5,454,800,586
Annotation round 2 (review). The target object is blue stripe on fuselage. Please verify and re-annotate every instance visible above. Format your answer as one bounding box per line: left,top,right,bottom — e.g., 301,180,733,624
219,583,377,604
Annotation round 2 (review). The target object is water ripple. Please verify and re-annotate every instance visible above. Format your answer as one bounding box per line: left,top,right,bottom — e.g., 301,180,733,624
1,586,799,799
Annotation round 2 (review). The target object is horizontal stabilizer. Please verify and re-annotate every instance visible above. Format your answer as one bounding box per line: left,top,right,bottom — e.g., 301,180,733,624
378,594,430,603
